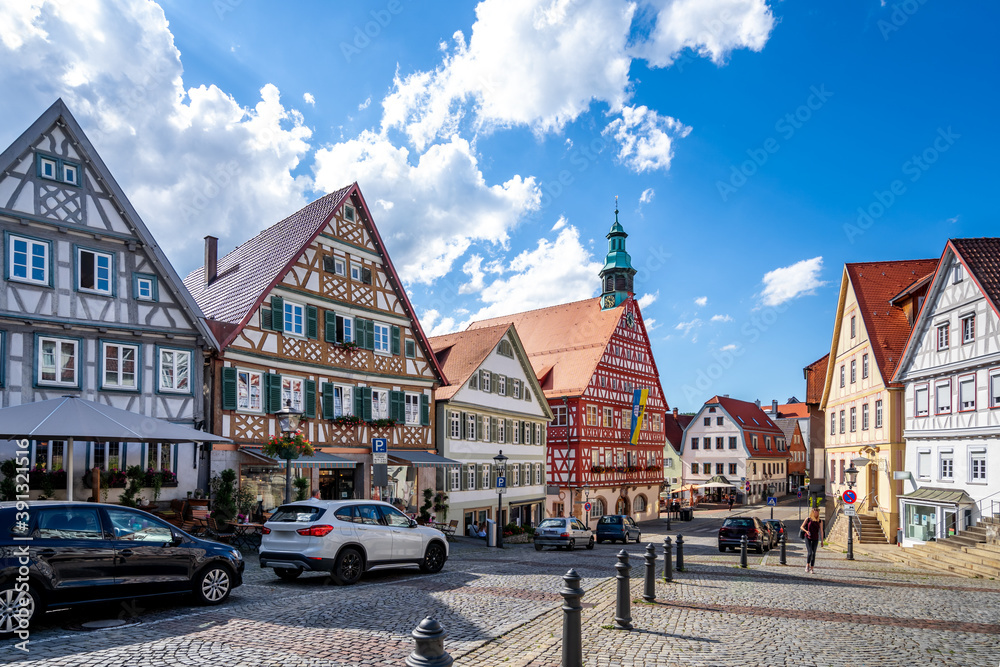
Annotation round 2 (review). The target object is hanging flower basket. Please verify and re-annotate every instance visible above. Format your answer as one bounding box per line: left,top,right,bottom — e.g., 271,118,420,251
263,430,314,460
332,415,364,426
369,418,398,429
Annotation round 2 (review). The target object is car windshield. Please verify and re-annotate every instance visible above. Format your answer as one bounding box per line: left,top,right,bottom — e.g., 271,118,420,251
723,518,754,527
599,516,622,525
269,505,325,523
537,518,566,529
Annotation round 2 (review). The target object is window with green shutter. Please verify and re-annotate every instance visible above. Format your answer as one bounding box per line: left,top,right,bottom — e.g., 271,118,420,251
304,379,316,418
221,367,237,410
404,339,415,358
306,305,318,339
270,296,284,333
354,387,364,418
420,394,429,425
265,373,282,413
260,306,272,331
322,383,335,419
390,390,405,423
324,311,337,343
360,386,372,421
391,326,400,355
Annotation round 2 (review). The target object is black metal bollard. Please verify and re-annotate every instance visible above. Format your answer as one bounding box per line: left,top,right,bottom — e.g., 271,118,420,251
643,543,657,602
405,617,453,667
662,537,673,583
675,534,684,572
740,535,748,569
559,569,585,667
780,531,787,565
613,549,633,630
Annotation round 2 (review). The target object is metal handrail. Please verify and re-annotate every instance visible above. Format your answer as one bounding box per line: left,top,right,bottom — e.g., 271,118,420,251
975,488,1000,519
872,494,890,541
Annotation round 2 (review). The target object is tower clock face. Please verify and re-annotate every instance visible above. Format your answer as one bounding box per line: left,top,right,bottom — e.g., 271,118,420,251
603,294,616,309
626,312,635,328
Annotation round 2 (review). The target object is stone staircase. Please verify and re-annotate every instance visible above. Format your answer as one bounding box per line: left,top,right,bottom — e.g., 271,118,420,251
894,517,1000,579
855,513,888,544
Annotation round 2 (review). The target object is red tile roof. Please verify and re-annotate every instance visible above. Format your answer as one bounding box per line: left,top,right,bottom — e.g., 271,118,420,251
952,238,1000,316
845,259,939,384
776,403,808,419
467,298,623,399
429,324,511,401
804,354,828,405
703,396,787,458
663,412,693,452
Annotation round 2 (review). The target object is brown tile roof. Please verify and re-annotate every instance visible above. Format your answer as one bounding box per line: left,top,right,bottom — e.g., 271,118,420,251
776,403,808,419
708,395,785,435
846,259,939,383
429,324,511,401
804,354,828,405
467,298,623,399
184,185,353,327
663,412,693,452
952,238,1000,314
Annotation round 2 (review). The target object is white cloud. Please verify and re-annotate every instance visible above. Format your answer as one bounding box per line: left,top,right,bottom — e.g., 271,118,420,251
358,96,372,110
674,318,702,335
639,187,655,204
710,314,732,322
551,215,568,231
694,296,708,307
760,256,825,307
644,317,660,332
637,291,659,309
459,254,486,294
0,0,313,273
603,105,692,173
313,131,540,283
420,308,459,337
303,92,316,106
720,343,739,352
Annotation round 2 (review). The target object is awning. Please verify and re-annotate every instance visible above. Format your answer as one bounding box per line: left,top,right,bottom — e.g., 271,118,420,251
508,496,546,506
246,448,357,469
387,450,460,468
900,486,976,506
241,448,279,464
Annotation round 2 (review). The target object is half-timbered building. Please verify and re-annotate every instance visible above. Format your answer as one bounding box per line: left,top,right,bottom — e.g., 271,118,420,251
468,213,668,524
892,238,1000,544
0,100,218,501
184,184,446,509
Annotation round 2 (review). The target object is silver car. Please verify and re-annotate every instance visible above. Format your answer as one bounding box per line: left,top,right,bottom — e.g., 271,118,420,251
533,517,595,551
259,500,449,585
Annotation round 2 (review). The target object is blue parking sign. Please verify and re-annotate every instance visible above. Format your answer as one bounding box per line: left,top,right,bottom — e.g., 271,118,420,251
371,438,387,453
496,476,507,488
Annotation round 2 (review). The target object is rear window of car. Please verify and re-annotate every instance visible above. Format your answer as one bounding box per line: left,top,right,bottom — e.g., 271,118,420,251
599,516,622,525
722,518,754,528
269,506,325,523
537,518,566,529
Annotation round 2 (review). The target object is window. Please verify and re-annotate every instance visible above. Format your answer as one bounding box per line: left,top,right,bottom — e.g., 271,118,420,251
466,413,477,440
481,464,491,489
622,409,630,429
690,437,699,450
334,313,353,343
585,405,598,426
850,407,856,432
102,342,138,390
953,264,964,283
729,463,737,475
962,315,975,344
498,339,514,357
449,411,461,439
691,462,698,474
850,315,856,338
38,155,58,180
752,435,758,451
959,375,976,411
716,416,724,426
970,450,987,482
940,452,954,480
373,323,390,353
840,366,845,388
862,403,869,430
766,436,772,451
716,437,724,450
935,380,952,414
134,274,157,301
38,336,78,387
497,375,506,396
512,465,519,487
481,371,491,393
334,257,346,276
862,353,869,379
404,339,415,358
405,394,420,425
333,385,353,417
937,323,949,350
716,463,724,475
371,389,389,420
551,405,567,426
449,467,460,491
481,415,491,443
77,248,113,295
839,410,845,434
350,263,362,281
282,377,305,412
147,442,172,472
535,424,542,446
991,371,1000,408
524,421,533,445
235,369,263,412
8,234,50,285
35,507,104,541
915,386,929,417
37,154,81,186
850,360,856,384
729,436,737,449
281,301,304,336
159,349,191,394
875,399,883,428
92,442,121,471
704,417,711,426
602,406,612,427
830,413,836,435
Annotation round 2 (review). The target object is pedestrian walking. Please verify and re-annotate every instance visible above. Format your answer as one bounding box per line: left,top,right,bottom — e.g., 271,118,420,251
799,508,824,573
727,494,734,512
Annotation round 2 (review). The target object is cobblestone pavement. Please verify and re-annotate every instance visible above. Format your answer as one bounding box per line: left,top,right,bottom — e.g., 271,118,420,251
4,501,999,666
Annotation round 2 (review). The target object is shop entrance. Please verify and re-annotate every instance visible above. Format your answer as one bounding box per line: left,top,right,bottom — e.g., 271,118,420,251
319,469,355,500
616,496,629,515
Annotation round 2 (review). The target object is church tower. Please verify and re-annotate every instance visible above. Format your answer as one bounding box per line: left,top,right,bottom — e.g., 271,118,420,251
599,203,637,310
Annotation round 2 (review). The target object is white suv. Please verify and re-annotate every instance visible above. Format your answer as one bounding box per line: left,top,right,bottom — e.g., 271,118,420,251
259,500,449,585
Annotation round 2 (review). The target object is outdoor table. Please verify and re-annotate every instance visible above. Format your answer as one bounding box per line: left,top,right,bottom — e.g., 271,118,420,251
231,522,265,551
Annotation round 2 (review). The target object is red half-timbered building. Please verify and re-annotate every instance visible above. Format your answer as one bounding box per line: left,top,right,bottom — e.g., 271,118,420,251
469,213,668,523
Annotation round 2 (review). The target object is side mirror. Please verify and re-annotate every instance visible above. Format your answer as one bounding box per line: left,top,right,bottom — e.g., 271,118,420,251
409,518,418,528
168,533,184,546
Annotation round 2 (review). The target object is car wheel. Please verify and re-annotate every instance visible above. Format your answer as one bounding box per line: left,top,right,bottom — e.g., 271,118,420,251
534,543,543,551
635,533,641,544
586,537,595,550
420,542,446,574
332,547,364,585
274,567,302,581
567,539,576,550
0,583,40,635
193,564,232,605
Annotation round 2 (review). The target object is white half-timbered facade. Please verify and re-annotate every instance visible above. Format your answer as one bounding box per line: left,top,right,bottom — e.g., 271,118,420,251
893,239,1000,545
0,100,217,501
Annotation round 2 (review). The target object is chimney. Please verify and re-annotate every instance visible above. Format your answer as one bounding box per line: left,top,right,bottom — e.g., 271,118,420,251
672,407,678,418
772,399,778,414
204,236,218,285
755,399,761,408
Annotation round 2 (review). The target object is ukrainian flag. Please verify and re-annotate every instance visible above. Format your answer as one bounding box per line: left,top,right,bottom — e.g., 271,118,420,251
629,388,648,445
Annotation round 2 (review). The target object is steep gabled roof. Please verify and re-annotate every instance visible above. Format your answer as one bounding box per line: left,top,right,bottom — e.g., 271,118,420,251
0,99,219,349
663,412,693,452
430,324,509,401
467,298,624,399
804,354,828,405
773,417,799,444
708,396,785,438
183,183,446,383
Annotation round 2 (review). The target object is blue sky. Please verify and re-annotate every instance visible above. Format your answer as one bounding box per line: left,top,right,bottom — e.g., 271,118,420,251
1,1,997,411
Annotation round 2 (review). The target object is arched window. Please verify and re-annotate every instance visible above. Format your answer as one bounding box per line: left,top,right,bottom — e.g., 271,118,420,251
615,275,626,291
634,495,647,512
591,498,606,518
604,275,614,292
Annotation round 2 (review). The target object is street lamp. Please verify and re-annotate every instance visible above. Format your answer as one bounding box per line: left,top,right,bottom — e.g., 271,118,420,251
844,463,859,560
768,483,776,520
664,481,672,530
494,450,508,549
276,400,304,504
582,485,591,530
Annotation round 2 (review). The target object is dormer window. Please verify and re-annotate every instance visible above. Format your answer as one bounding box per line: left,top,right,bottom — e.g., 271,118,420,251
498,339,514,357
953,264,964,283
37,153,80,186
344,204,356,222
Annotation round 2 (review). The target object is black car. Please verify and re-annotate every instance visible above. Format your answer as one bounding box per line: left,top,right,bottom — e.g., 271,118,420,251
595,515,641,544
763,519,786,547
718,516,767,553
0,502,244,634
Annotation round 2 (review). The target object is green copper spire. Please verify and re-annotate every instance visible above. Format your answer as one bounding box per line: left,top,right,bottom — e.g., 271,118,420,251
598,198,637,309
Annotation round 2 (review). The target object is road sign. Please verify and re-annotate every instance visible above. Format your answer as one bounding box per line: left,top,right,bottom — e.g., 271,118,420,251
371,438,387,454
745,481,751,492
796,491,802,499
842,489,857,504
584,502,592,512
766,497,777,506
496,476,507,488
843,505,856,516
373,452,387,465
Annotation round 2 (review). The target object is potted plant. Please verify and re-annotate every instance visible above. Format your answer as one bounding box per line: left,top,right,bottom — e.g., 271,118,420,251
210,469,238,524
293,477,309,501
433,491,449,521
418,488,433,524
118,465,145,507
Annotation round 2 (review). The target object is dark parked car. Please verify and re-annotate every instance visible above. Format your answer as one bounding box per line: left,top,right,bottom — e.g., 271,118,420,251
763,519,786,547
0,502,244,634
595,515,641,544
718,516,768,553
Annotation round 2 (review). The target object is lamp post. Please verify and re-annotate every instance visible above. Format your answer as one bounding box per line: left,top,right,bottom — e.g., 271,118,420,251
845,463,859,561
276,400,305,504
664,481,672,530
494,450,507,549
582,485,591,530
768,483,776,520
